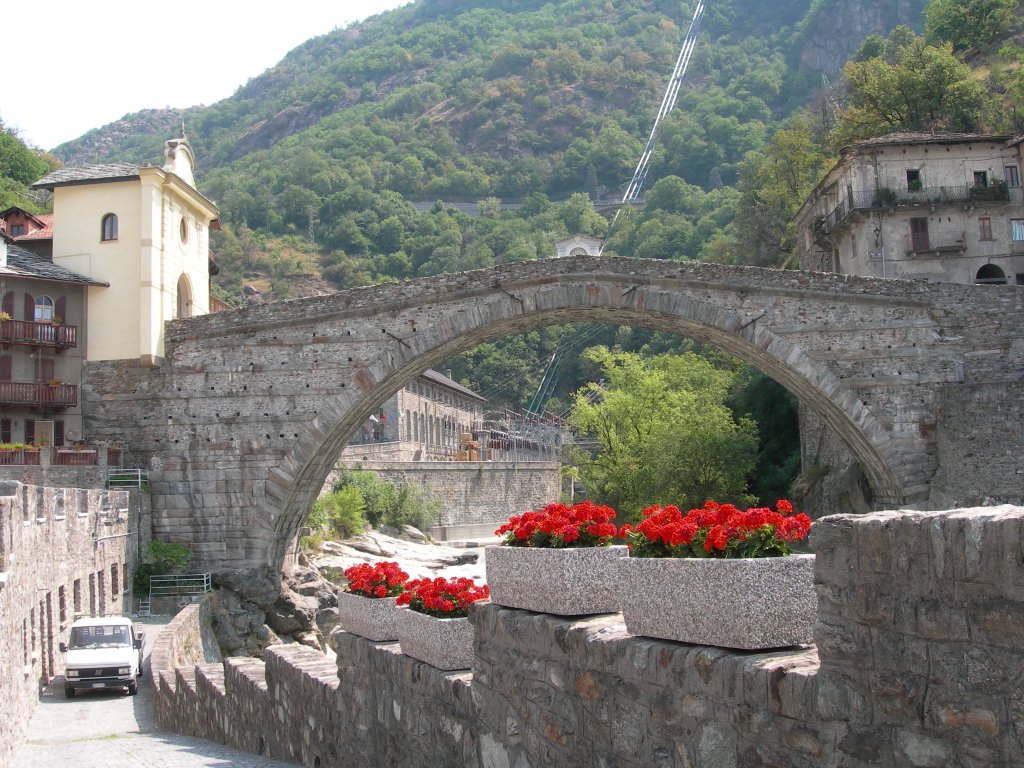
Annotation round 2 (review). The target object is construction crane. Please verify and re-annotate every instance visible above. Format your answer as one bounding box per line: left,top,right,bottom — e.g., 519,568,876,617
602,0,707,249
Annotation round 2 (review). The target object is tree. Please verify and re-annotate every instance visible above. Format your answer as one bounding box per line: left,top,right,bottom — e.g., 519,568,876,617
568,347,759,521
925,0,1016,52
832,27,984,145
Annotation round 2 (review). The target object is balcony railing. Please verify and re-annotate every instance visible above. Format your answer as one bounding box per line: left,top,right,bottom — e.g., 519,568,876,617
0,447,41,465
0,381,78,408
903,231,968,256
814,182,1010,242
0,320,77,350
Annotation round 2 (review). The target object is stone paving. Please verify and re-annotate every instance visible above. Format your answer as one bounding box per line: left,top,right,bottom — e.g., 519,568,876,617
11,617,290,768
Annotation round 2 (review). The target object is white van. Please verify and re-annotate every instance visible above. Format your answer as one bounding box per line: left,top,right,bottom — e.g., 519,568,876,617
59,616,145,697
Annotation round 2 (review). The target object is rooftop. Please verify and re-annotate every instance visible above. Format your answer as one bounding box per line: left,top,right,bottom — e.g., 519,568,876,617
31,163,142,190
421,369,486,402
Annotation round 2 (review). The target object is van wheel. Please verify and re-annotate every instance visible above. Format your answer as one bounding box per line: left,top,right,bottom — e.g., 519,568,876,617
128,679,138,696
65,686,75,699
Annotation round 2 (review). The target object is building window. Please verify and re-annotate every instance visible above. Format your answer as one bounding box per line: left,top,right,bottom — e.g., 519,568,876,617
1006,165,1020,188
906,169,922,190
9,224,25,236
1011,219,1024,241
34,295,54,322
101,213,118,241
973,171,988,188
910,218,930,251
975,264,1007,284
0,419,10,443
180,217,189,243
979,217,993,241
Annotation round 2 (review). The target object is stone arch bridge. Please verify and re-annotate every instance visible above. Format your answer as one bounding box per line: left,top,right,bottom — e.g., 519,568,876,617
84,255,1024,572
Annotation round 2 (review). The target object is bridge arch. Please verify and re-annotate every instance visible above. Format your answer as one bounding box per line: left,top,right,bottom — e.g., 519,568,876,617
261,274,902,569
90,255,1020,573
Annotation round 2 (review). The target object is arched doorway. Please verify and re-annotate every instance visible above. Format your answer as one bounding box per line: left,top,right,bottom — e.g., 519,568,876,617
975,264,1007,285
176,274,193,318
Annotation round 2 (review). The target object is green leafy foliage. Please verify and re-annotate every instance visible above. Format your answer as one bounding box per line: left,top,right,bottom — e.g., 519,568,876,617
311,485,368,539
0,120,59,212
568,347,759,521
924,0,1017,52
831,26,985,145
132,541,194,593
324,469,441,534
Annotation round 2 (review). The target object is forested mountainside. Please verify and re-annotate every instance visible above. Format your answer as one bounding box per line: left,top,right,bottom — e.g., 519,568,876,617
50,0,931,306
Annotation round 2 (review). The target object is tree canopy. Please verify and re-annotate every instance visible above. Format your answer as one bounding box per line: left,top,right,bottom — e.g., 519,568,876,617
568,347,759,520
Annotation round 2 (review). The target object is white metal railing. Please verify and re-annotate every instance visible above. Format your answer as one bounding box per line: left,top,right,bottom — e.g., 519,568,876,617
148,572,212,598
107,468,149,488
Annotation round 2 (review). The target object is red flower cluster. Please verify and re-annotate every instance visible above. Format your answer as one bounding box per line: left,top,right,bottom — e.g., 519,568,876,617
344,561,409,598
620,499,812,559
397,576,490,618
494,501,620,548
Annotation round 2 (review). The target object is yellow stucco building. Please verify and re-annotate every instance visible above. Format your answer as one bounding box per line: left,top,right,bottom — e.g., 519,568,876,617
32,129,220,364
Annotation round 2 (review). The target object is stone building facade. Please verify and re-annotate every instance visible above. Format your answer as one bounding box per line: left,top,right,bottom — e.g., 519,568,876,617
149,505,1024,767
0,481,134,766
795,132,1024,284
793,132,1024,514
342,369,485,462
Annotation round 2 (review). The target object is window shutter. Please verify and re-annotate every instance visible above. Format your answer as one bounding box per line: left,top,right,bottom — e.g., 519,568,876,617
23,293,34,322
2,292,13,317
0,356,10,380
54,421,65,447
0,419,10,443
55,297,67,323
25,420,34,444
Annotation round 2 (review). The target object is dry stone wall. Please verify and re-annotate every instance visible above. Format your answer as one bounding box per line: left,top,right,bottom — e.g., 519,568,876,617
0,481,133,765
151,505,1024,767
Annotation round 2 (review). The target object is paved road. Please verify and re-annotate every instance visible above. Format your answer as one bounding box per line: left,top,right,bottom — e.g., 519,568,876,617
12,617,291,767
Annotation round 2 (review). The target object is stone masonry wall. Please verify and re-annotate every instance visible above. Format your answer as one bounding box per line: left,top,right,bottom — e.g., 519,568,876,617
150,505,1024,767
331,460,560,539
0,481,133,766
928,381,1024,508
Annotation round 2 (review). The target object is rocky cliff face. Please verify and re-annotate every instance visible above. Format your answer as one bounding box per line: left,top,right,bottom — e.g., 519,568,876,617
798,0,927,73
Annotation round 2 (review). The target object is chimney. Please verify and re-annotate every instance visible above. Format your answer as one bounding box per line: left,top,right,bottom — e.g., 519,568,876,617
446,369,453,380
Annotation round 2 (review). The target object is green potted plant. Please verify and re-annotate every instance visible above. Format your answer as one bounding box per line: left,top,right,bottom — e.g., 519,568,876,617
395,576,489,670
336,561,409,642
485,501,626,616
618,499,815,649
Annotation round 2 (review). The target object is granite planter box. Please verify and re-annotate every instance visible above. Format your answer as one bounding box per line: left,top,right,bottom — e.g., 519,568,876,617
618,553,816,650
336,591,399,642
395,607,475,671
485,545,626,616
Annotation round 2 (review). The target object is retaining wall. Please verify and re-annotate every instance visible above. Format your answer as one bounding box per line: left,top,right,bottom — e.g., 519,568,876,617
331,460,561,539
0,481,133,765
150,505,1024,767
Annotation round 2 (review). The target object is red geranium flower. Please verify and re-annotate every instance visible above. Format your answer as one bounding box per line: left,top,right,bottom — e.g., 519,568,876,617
397,576,489,618
495,501,621,548
622,499,811,559
344,561,409,598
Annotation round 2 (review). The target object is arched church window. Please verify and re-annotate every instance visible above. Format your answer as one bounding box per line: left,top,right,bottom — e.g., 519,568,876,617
101,213,118,242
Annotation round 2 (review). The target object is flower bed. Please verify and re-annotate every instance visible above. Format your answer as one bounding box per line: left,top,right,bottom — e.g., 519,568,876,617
395,576,489,670
618,500,816,649
336,561,408,642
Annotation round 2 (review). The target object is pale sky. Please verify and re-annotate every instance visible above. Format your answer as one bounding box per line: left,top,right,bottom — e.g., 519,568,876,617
3,1,411,151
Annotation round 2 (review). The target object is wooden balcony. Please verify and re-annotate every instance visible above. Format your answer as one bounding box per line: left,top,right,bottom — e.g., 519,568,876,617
0,381,78,409
0,319,77,350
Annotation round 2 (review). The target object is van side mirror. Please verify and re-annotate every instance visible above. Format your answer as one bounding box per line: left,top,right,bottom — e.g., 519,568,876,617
134,631,145,649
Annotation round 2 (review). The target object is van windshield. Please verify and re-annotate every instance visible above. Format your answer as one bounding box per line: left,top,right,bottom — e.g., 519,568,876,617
68,625,131,649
